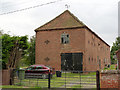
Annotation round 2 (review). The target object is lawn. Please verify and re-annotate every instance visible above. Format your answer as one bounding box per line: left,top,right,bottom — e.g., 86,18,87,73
11,71,96,89
1,65,116,89
1,71,96,89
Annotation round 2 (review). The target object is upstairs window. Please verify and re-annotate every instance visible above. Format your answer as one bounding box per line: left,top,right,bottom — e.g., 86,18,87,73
61,33,69,44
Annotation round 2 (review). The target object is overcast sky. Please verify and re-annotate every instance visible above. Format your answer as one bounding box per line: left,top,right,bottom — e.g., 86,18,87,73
0,0,119,47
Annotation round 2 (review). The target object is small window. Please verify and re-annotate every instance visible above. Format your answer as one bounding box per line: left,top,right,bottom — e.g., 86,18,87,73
88,40,90,44
89,57,90,62
61,33,69,44
36,66,43,69
98,43,100,46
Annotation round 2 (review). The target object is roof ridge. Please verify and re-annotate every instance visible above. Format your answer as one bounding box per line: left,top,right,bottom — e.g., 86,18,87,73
35,10,68,30
66,10,85,26
35,10,85,31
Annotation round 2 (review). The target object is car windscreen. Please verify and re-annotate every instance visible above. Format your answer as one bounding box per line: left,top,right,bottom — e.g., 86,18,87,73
36,66,44,69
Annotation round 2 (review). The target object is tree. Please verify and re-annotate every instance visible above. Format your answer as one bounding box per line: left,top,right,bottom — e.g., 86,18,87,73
2,33,29,69
111,37,120,64
24,36,35,65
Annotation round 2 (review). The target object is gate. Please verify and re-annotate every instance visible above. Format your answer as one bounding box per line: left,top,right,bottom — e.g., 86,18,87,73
13,70,100,89
50,70,99,89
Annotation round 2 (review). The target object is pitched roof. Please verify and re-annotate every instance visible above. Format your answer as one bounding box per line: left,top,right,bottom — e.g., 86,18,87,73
35,10,85,31
35,10,110,47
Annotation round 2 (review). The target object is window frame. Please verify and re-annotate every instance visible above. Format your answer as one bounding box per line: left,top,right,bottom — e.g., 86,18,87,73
61,33,69,44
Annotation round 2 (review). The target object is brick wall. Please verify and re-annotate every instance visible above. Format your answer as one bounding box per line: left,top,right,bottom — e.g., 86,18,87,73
85,29,110,71
116,49,120,69
2,69,10,85
35,28,85,71
35,10,110,71
35,27,111,71
100,70,120,89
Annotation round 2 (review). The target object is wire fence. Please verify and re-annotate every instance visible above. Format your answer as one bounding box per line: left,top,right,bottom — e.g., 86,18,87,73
13,70,98,89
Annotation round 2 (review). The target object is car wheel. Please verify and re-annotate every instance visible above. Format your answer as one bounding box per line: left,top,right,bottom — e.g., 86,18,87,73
42,74,47,79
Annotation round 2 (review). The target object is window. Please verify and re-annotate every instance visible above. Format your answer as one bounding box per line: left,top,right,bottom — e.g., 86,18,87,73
89,57,90,62
36,66,43,69
97,56,99,64
27,66,35,70
61,33,69,44
88,40,90,44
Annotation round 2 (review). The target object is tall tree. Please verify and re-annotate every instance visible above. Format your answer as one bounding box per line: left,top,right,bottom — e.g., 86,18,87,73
26,36,35,65
111,37,120,64
2,33,29,69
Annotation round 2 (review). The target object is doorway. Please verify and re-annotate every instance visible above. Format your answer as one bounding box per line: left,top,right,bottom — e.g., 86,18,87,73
61,53,83,71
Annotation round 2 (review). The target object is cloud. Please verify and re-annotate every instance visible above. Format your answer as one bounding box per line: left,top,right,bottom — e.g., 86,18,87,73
0,0,119,46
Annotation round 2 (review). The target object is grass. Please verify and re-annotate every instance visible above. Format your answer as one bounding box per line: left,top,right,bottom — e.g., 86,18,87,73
2,64,116,89
12,72,96,88
104,64,116,70
1,72,97,89
0,85,42,89
71,84,81,88
0,85,24,88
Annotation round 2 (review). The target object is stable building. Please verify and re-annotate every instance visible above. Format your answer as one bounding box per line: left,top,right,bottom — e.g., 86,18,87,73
35,10,110,71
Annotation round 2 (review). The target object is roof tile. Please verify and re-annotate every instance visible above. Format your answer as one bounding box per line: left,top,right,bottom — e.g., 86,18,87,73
35,10,85,31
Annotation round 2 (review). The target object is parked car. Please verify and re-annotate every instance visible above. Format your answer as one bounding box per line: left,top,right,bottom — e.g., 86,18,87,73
25,65,55,79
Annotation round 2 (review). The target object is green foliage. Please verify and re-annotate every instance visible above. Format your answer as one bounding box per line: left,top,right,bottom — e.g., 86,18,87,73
19,36,35,66
2,60,6,69
1,30,36,69
104,64,115,70
111,37,120,64
26,36,35,65
2,33,29,69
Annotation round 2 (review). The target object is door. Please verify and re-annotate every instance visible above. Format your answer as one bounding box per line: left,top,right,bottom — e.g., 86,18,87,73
61,53,83,71
99,59,101,69
61,53,73,70
72,53,83,71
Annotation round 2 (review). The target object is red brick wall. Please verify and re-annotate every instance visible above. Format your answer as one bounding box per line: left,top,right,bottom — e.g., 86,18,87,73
85,29,110,71
2,69,10,85
35,28,110,71
100,70,120,89
35,28,85,70
116,49,120,69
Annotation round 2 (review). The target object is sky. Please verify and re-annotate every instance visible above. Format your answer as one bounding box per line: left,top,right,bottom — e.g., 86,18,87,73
0,0,119,47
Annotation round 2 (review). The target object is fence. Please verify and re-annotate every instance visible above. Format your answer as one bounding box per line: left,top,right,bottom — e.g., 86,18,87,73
13,70,100,89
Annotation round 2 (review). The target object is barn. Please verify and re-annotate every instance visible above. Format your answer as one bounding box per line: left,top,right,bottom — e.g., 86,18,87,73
35,10,110,71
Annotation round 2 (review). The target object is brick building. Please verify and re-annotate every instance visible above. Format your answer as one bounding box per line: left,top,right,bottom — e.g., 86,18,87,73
35,10,110,71
116,49,120,70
